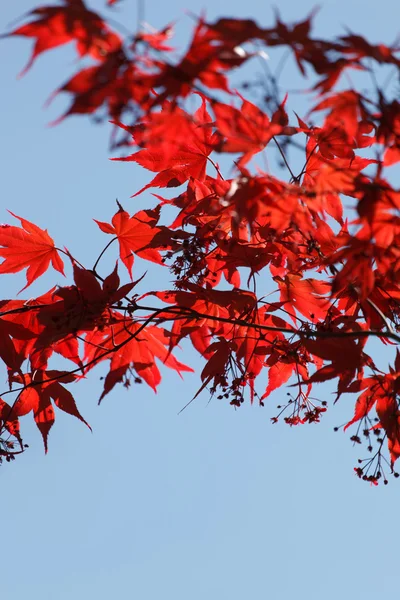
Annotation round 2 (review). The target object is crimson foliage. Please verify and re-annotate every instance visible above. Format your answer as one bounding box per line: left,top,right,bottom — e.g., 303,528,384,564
1,0,400,484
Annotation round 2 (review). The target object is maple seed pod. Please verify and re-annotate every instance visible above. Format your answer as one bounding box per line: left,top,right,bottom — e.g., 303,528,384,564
350,435,361,444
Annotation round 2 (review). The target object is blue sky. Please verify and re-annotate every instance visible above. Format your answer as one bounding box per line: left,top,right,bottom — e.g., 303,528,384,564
1,1,400,599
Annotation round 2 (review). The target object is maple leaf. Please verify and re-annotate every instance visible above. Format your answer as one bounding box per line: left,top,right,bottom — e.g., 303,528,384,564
145,17,253,105
0,212,65,291
262,351,297,399
302,326,373,401
329,231,381,300
95,203,187,277
150,290,285,403
0,397,22,445
384,145,400,166
114,98,218,195
275,274,331,322
35,264,135,343
376,385,400,467
0,300,36,372
83,315,193,401
7,0,122,76
374,100,400,166
206,17,265,45
339,33,400,65
195,338,235,399
263,8,353,92
11,370,90,452
151,284,257,319
213,96,293,166
344,370,400,468
0,264,136,375
136,23,175,52
231,318,281,403
311,90,375,150
46,53,153,129
343,380,377,431
300,141,376,224
0,290,83,373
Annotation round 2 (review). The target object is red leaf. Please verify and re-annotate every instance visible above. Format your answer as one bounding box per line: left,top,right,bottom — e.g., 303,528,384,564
113,98,218,194
8,0,121,76
384,145,400,166
95,204,181,277
213,96,285,166
377,395,400,467
83,315,193,401
344,384,376,431
263,360,295,399
136,23,175,52
12,371,90,452
275,274,330,322
0,212,64,291
0,398,21,442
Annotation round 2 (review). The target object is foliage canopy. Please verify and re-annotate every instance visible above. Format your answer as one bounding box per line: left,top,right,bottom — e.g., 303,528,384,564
1,0,400,484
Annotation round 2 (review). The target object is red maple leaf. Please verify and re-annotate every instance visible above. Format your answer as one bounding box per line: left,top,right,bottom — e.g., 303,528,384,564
343,379,377,431
84,314,193,401
113,97,219,194
0,212,65,291
275,274,331,322
35,264,136,342
135,23,175,52
47,53,152,128
95,203,187,277
8,0,121,76
0,397,22,445
144,17,252,105
213,96,293,166
11,370,91,452
311,90,375,150
0,299,35,372
262,352,297,399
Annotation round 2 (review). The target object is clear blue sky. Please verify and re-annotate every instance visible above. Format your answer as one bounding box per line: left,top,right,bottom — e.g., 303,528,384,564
1,1,400,599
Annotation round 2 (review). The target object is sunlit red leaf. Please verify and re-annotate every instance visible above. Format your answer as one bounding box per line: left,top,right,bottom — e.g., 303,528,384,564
95,203,185,277
344,382,376,431
213,96,287,166
0,212,64,291
11,371,90,452
275,274,330,322
83,315,193,401
8,0,121,76
114,97,218,195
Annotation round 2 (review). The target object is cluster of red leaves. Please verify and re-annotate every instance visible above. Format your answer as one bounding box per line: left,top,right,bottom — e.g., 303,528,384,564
2,1,400,483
